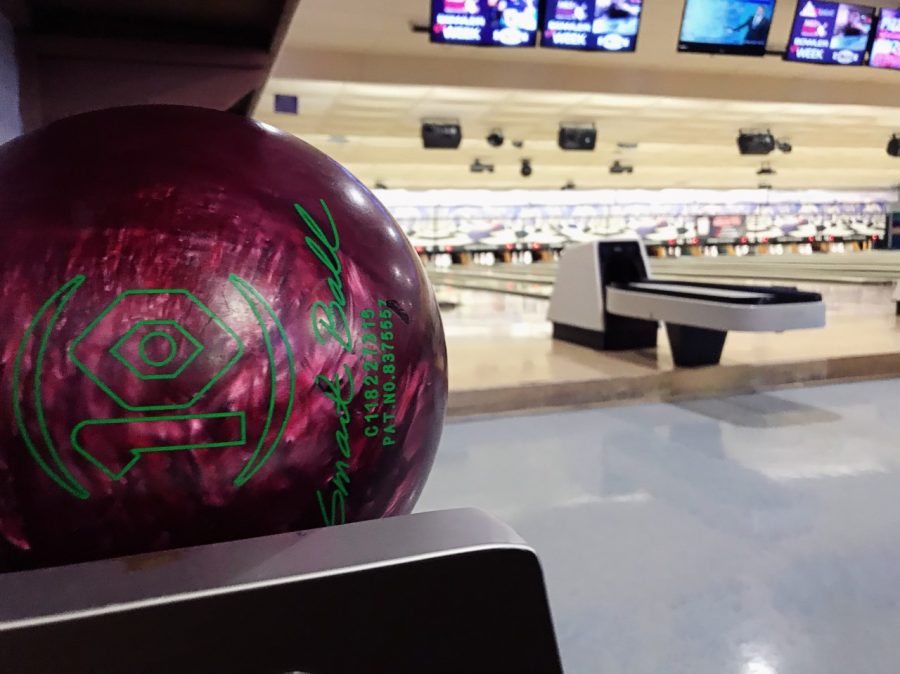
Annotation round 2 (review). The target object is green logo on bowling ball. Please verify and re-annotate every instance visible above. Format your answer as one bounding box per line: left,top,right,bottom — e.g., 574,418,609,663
70,289,244,412
12,275,296,500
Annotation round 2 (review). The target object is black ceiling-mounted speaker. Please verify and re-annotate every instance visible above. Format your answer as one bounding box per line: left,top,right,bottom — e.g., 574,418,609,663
422,122,462,149
737,130,776,155
558,123,596,151
888,135,900,157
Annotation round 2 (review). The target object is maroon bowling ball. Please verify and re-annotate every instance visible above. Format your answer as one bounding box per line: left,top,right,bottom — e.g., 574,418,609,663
0,106,447,570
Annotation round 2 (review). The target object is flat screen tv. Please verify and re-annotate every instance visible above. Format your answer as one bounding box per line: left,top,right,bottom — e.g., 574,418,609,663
868,7,900,69
430,0,539,47
540,0,643,52
784,1,876,65
678,0,777,56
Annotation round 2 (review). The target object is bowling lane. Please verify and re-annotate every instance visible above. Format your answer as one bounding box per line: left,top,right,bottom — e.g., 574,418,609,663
440,283,900,414
417,379,900,674
431,250,900,288
431,272,552,299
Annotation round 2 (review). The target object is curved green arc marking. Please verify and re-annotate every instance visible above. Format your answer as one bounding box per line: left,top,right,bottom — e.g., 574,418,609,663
12,276,90,499
229,275,297,487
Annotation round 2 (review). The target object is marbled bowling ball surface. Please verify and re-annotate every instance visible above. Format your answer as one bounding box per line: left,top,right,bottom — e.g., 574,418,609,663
0,105,447,570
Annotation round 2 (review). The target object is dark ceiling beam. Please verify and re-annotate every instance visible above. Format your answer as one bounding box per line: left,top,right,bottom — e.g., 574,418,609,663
0,0,29,25
247,0,299,113
23,34,270,68
11,0,301,130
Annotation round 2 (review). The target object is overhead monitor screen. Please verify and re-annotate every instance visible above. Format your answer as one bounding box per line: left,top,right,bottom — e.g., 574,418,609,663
868,7,900,69
678,0,777,56
540,0,643,51
430,0,539,47
785,1,876,65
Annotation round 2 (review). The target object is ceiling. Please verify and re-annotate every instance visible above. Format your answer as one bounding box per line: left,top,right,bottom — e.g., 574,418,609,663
253,0,900,190
278,0,895,74
255,79,900,190
274,0,900,100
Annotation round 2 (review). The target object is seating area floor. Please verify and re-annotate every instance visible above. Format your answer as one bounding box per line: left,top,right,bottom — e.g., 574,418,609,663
418,379,900,674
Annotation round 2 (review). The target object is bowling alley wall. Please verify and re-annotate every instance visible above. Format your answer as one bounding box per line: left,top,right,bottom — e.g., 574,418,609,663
0,12,21,144
375,188,898,254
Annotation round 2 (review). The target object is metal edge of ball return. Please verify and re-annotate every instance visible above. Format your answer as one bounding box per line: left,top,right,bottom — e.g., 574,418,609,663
548,239,826,367
0,509,563,674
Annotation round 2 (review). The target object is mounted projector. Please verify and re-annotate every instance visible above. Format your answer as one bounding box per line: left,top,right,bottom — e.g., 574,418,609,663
737,130,776,155
422,121,462,149
558,123,596,151
609,160,633,175
889,134,900,157
469,158,495,174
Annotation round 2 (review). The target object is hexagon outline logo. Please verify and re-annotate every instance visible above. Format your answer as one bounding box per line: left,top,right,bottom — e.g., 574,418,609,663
68,289,244,412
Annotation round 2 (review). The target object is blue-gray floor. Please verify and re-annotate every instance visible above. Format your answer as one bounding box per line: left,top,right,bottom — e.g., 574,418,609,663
416,379,900,674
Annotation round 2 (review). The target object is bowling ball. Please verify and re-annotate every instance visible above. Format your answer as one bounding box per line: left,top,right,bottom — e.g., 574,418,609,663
0,106,447,570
